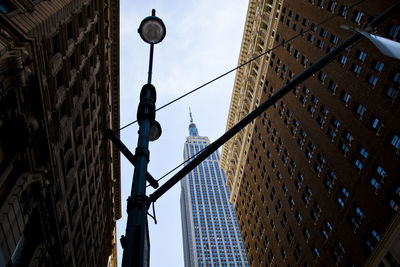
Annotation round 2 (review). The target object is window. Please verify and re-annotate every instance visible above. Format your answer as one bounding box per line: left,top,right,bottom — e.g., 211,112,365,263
311,23,317,32
339,55,347,64
321,106,329,116
337,197,345,207
360,147,368,158
300,96,306,105
372,117,382,132
318,116,326,127
345,132,353,143
314,163,322,173
309,142,316,151
341,92,351,104
275,232,280,242
386,24,399,39
366,229,381,251
287,44,293,53
281,248,287,259
296,211,303,223
293,50,300,60
67,21,73,39
353,11,363,24
328,80,338,93
354,159,363,170
371,178,380,190
51,34,61,54
275,34,281,42
289,196,295,207
376,166,387,178
317,40,324,49
355,207,364,219
305,150,313,160
391,135,400,150
352,64,362,75
332,118,340,128
340,142,349,154
330,35,339,44
301,56,308,66
313,247,320,260
372,230,381,241
320,28,328,38
311,95,318,105
308,105,316,115
373,61,384,72
358,51,367,62
319,72,326,82
339,5,348,17
393,72,400,84
386,87,398,100
328,1,336,12
304,228,311,240
321,229,329,240
355,104,366,118
368,74,378,86
308,34,315,43
328,128,336,140
341,187,350,198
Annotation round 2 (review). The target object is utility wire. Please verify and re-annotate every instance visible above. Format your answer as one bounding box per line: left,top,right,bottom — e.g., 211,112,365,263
116,0,366,134
146,146,206,188
146,0,368,185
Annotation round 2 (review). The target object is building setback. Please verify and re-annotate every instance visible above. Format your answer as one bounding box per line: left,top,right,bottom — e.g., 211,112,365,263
0,0,120,266
181,113,249,267
221,0,400,266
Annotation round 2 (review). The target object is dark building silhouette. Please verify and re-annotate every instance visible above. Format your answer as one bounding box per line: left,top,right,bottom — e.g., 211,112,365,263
221,0,400,266
0,0,120,266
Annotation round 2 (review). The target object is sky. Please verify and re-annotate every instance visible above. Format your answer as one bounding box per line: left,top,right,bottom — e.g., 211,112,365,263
118,1,248,266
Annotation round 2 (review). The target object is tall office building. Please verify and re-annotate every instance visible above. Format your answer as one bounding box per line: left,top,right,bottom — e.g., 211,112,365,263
0,0,119,266
180,113,249,267
221,0,400,266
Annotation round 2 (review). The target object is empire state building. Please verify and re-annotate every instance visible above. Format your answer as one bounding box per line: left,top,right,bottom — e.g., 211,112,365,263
180,112,248,267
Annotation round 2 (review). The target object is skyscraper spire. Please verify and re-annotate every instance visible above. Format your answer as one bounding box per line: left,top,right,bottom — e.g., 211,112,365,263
188,107,198,136
189,107,193,123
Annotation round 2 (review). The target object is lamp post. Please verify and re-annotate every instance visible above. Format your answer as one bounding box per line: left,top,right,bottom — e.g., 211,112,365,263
121,9,165,267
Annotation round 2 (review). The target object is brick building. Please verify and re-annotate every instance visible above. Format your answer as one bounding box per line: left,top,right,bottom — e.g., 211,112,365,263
221,0,400,266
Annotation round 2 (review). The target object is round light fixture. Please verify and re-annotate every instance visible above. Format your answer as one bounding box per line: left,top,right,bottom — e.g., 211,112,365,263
148,120,162,141
138,13,166,44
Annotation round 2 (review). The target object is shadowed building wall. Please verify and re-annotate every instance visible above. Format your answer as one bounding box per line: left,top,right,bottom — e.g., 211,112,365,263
0,0,120,266
221,0,400,266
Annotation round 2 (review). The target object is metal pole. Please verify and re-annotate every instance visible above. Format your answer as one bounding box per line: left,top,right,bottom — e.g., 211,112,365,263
148,44,154,85
105,129,159,188
122,47,157,267
148,1,400,204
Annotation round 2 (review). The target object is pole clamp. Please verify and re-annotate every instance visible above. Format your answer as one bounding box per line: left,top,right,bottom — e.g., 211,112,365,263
135,146,149,162
127,195,149,212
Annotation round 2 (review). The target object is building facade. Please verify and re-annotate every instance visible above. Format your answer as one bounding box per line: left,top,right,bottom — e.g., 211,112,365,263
0,0,120,266
221,0,400,266
180,113,248,267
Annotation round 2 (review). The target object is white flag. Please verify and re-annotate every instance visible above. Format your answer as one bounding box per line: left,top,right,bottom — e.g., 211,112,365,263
358,30,400,60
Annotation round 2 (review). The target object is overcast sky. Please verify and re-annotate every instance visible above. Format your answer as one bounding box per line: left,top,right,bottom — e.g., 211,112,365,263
118,1,248,266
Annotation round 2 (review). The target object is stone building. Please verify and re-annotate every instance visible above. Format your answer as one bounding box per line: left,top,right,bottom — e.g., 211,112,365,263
0,0,120,266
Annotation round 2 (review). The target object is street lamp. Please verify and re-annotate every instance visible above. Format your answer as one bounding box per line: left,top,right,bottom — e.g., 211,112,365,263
121,9,165,267
138,11,166,45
